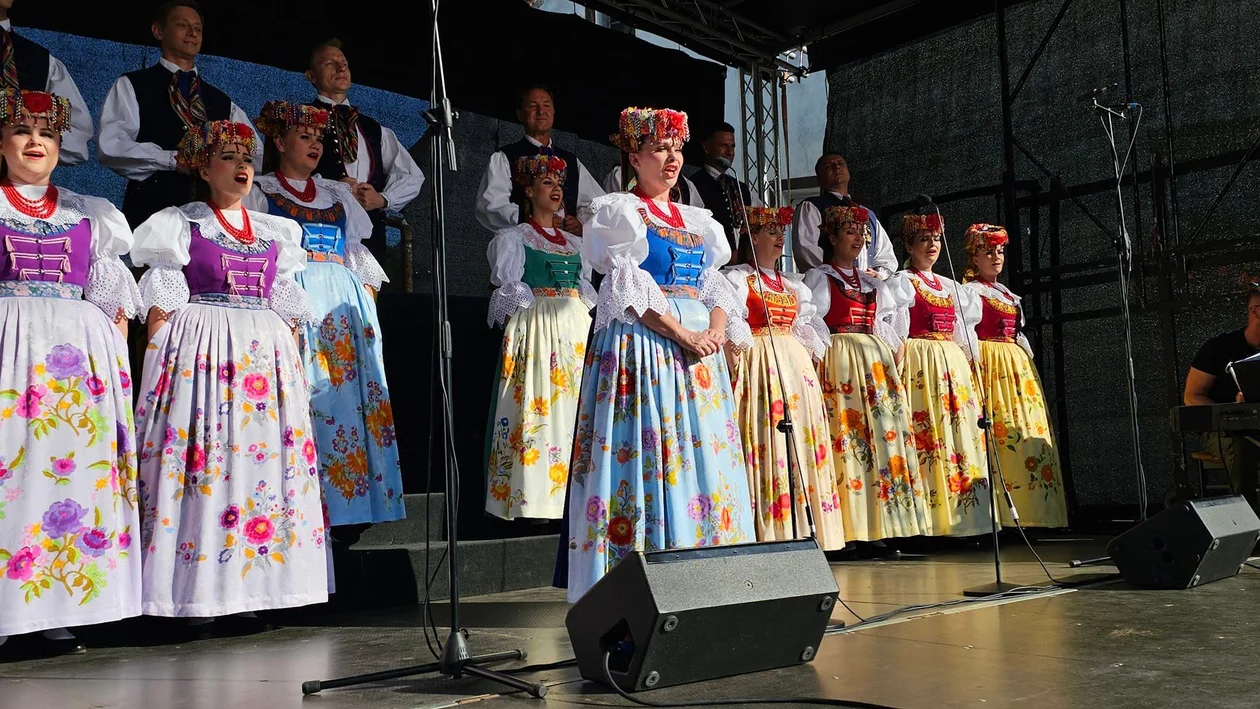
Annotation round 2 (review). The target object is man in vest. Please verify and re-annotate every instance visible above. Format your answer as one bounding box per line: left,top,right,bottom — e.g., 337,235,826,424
307,38,425,261
476,85,603,234
0,0,93,164
791,152,896,276
98,0,261,227
689,121,762,252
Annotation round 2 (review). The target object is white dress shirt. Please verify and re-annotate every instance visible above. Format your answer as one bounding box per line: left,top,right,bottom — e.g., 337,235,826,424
97,57,262,181
702,164,764,207
600,165,706,209
3,20,93,166
791,190,897,277
475,133,604,231
313,94,425,211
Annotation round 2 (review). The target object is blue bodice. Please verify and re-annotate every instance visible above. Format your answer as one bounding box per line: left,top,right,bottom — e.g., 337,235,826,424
263,191,349,260
638,214,706,289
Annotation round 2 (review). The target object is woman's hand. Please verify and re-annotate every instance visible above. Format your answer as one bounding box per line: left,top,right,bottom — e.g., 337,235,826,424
677,329,721,357
147,307,169,341
702,327,727,349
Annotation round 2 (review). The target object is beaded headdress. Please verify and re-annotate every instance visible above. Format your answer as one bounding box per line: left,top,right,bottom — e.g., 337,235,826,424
823,205,872,244
177,120,257,171
513,154,568,186
0,89,73,133
610,107,690,152
255,100,330,140
901,212,944,243
746,206,794,231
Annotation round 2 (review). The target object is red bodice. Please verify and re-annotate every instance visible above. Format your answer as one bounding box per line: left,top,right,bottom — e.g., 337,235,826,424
975,283,1019,342
823,272,876,334
745,272,798,334
908,276,955,340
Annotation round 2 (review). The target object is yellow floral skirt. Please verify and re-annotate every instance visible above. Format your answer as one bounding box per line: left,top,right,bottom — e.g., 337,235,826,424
975,340,1068,528
900,338,993,537
485,295,590,519
732,334,846,550
820,332,931,541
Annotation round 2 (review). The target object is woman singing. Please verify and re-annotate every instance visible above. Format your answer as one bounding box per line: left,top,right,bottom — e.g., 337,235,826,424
804,206,930,544
131,120,327,631
886,213,992,537
723,206,845,549
0,89,142,656
247,100,404,529
485,154,594,520
962,224,1066,528
561,107,753,601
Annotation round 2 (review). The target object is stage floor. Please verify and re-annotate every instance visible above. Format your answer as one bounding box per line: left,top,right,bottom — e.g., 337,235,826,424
4,536,1259,709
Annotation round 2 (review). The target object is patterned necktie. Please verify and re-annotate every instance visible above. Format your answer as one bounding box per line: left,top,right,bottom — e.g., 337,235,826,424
332,104,360,164
0,31,18,91
721,174,748,239
168,69,206,131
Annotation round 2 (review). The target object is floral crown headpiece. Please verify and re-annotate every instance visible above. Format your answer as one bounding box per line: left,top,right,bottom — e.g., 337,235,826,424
0,89,72,133
176,120,257,171
964,223,1009,255
746,206,794,230
255,100,330,140
902,212,944,242
610,107,690,152
513,154,568,186
823,205,872,244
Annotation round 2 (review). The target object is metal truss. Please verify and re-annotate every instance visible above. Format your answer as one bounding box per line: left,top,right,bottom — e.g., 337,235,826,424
738,64,784,207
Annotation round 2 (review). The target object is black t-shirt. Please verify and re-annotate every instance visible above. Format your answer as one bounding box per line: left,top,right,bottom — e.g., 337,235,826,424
1191,329,1260,403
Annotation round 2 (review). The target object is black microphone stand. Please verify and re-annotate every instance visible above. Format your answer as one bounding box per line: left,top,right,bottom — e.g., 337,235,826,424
910,198,1026,596
1094,96,1149,521
303,2,545,697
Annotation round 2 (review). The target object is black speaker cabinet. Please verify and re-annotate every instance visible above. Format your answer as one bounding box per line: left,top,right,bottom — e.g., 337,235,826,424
565,539,838,692
1107,495,1260,589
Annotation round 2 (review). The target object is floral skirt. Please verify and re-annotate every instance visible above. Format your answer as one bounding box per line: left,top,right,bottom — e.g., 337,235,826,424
136,303,328,617
732,333,845,549
562,296,754,603
298,262,403,526
486,294,590,520
976,340,1067,528
0,296,141,636
821,333,930,541
900,338,993,537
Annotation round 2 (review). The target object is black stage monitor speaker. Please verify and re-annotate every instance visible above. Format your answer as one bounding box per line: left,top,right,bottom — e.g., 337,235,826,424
1107,495,1260,589
565,539,838,692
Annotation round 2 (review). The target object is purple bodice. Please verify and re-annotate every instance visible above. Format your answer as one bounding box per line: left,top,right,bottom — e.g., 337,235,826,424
0,220,92,287
185,223,279,302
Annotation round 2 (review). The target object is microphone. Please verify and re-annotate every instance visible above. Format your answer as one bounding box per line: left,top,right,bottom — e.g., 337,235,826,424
913,193,933,208
1080,83,1117,101
714,156,733,173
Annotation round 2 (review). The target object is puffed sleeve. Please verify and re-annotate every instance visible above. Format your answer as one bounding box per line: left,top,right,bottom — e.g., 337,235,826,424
130,206,193,321
583,193,668,331
688,207,750,350
79,196,143,320
577,236,597,311
881,271,914,347
951,278,982,361
786,274,829,361
486,226,531,327
333,180,390,290
264,215,317,326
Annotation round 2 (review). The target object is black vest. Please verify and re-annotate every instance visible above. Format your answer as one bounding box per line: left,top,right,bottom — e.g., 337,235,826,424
119,63,232,227
311,101,388,194
690,168,752,251
499,137,580,218
10,31,50,90
802,192,879,263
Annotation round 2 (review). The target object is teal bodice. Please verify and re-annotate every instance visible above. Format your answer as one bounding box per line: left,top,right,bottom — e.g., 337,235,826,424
522,245,582,290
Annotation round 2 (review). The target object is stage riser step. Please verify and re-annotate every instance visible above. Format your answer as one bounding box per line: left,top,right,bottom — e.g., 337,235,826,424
353,493,446,546
334,535,559,606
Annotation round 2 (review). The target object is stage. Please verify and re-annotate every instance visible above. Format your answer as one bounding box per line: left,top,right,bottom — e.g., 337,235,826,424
2,536,1257,709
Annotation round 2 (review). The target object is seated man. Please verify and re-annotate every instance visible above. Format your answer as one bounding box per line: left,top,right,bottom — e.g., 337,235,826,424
1183,288,1260,504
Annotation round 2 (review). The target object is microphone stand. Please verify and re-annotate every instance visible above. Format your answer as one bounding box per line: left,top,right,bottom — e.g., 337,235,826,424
723,162,817,543
913,198,1026,596
1094,97,1149,521
303,2,545,697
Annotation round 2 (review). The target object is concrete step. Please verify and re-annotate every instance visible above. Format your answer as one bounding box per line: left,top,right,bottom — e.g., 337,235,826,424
352,493,446,546
334,535,560,606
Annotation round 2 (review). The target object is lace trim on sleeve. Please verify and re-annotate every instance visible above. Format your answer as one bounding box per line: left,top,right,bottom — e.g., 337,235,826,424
580,278,598,311
85,257,143,320
270,275,318,326
700,270,752,353
951,318,978,362
792,312,829,361
137,267,190,322
593,255,669,331
488,281,535,328
875,320,903,353
1017,333,1035,360
344,240,389,290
